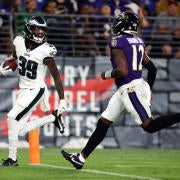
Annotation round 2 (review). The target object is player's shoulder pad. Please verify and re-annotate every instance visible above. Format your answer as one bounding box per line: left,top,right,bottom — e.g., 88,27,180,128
110,35,122,48
13,35,25,45
111,35,128,49
111,37,118,48
42,42,57,57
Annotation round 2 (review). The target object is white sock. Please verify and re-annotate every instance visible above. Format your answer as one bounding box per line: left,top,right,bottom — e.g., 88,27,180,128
7,118,19,161
19,114,55,136
79,153,85,163
8,135,18,161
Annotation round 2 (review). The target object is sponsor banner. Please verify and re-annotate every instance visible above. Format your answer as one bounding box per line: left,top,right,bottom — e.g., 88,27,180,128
0,59,114,147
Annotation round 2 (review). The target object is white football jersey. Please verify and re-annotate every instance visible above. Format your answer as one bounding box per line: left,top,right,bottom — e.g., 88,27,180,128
13,35,57,88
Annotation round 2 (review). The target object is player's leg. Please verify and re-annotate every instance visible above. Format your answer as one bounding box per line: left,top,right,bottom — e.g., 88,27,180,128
81,89,124,159
125,81,152,126
142,114,180,133
134,80,180,132
1,117,19,166
18,110,64,136
61,90,124,169
125,81,180,133
1,88,45,166
18,86,65,135
18,114,52,136
61,117,112,169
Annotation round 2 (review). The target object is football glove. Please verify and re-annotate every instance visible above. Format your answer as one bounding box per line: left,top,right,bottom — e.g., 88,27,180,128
0,62,13,76
57,99,67,116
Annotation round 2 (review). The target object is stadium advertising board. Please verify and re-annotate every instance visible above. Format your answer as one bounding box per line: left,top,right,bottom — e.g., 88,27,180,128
0,58,114,147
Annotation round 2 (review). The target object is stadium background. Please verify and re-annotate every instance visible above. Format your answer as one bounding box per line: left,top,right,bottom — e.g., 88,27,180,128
0,9,180,149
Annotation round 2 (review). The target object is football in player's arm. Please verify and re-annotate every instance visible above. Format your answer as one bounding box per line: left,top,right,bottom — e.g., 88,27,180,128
61,11,180,170
0,16,67,166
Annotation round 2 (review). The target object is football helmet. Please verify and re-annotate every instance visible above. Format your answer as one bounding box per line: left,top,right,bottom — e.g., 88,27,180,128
111,11,140,36
25,16,47,43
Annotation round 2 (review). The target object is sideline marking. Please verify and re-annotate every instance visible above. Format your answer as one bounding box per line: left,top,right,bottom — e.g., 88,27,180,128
31,163,162,180
116,164,180,168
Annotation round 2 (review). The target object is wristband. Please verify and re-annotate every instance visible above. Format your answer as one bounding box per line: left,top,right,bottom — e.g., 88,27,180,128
104,70,112,79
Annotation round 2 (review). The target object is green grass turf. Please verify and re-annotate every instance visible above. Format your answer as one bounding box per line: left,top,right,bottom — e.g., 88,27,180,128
0,148,179,180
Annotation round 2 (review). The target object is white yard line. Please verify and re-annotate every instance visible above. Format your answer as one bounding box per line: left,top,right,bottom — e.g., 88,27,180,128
116,164,180,168
30,163,162,180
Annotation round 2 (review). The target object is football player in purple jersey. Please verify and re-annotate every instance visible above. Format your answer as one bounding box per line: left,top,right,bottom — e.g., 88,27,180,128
61,12,180,169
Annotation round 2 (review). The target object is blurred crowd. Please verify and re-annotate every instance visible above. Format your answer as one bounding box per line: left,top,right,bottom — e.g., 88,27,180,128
0,0,180,58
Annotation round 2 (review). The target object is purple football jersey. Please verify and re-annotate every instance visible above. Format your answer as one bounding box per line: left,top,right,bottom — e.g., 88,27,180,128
110,34,145,88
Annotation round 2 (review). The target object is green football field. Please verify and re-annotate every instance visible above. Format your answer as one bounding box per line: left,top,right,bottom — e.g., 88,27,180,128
0,148,179,180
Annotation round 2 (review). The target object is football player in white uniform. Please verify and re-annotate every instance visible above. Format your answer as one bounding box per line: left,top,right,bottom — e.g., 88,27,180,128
0,16,67,166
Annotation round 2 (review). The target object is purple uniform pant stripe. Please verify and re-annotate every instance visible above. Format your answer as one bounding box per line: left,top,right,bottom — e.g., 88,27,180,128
128,91,149,122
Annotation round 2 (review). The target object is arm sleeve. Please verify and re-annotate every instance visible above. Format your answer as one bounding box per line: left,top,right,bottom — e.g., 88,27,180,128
143,60,157,89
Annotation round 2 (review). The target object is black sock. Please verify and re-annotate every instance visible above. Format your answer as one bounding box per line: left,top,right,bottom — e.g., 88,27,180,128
82,119,109,158
144,113,180,133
